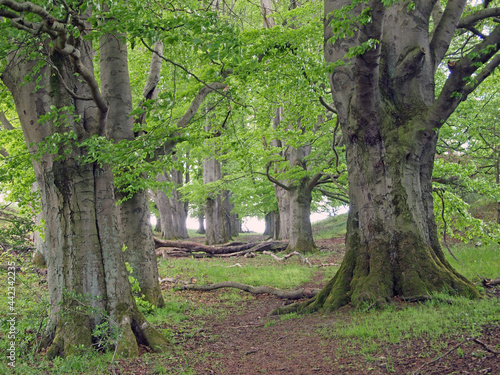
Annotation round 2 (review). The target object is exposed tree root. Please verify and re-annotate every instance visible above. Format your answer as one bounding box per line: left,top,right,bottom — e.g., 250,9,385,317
262,251,313,266
270,296,317,315
262,251,339,268
177,281,320,300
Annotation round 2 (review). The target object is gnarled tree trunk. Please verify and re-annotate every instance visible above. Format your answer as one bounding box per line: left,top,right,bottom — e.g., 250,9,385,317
2,32,168,358
304,0,483,311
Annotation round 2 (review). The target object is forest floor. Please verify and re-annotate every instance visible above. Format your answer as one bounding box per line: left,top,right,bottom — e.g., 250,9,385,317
109,235,500,375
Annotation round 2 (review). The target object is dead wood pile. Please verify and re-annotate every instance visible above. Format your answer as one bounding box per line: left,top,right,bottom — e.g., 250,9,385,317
154,237,288,258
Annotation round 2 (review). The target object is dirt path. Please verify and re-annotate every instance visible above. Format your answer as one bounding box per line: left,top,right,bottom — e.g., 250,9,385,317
111,288,499,375
109,235,499,375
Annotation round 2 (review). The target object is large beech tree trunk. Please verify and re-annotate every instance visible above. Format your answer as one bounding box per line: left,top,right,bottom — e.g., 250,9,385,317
2,35,168,358
99,33,164,308
304,0,484,311
204,156,232,245
154,168,189,240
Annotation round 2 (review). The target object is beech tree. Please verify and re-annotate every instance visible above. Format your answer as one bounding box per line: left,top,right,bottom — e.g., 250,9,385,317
0,0,179,357
293,0,500,311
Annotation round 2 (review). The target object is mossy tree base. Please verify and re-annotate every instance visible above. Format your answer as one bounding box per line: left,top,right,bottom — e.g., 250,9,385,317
44,305,170,359
273,231,480,315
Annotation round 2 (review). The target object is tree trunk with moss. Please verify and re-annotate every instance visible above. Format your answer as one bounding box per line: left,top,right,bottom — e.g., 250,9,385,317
2,27,168,358
303,0,496,311
154,168,189,240
204,156,232,245
99,32,165,309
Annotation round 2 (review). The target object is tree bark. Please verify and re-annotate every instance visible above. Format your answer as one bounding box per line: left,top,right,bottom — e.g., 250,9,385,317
99,31,164,308
2,31,168,358
302,0,482,311
204,156,232,245
287,183,316,253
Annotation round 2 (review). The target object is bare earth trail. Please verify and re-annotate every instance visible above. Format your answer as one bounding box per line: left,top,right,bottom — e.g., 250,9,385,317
111,236,500,375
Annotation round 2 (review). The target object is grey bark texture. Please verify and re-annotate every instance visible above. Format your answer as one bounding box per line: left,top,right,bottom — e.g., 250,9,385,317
1,20,167,357
298,0,496,311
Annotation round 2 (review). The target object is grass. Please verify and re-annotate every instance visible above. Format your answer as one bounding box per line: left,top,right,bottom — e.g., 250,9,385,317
320,293,500,344
311,213,348,239
157,255,329,290
447,242,500,281
0,218,498,373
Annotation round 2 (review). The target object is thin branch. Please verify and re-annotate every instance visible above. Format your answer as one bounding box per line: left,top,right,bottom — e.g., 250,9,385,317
0,111,15,130
412,339,470,375
44,58,94,101
316,187,349,204
435,189,462,263
265,161,291,191
140,39,250,110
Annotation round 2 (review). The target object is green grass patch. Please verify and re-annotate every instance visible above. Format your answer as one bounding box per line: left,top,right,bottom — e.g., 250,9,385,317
446,242,500,281
312,213,347,239
158,256,321,290
320,292,500,347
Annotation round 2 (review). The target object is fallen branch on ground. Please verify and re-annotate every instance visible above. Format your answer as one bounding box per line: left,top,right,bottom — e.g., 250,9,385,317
154,237,288,257
473,338,500,355
481,276,500,287
263,251,313,267
177,281,320,300
412,339,470,375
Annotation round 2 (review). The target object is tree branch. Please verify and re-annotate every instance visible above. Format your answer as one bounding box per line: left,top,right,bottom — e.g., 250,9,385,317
140,39,249,110
44,58,94,101
430,0,468,69
429,24,500,130
319,96,337,113
316,187,349,204
265,162,291,191
458,8,500,29
0,111,15,130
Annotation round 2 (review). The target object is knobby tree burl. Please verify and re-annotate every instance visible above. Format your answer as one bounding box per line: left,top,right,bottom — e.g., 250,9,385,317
299,0,500,311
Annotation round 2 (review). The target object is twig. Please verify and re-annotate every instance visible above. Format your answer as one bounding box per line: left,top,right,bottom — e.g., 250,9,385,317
435,190,462,263
413,339,469,374
473,338,500,355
